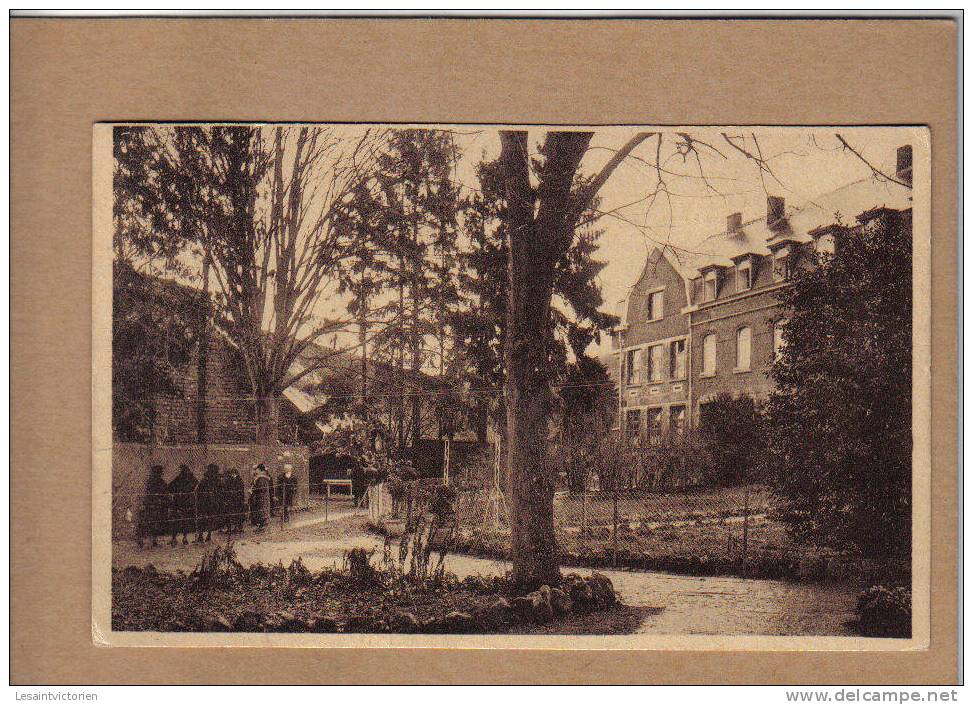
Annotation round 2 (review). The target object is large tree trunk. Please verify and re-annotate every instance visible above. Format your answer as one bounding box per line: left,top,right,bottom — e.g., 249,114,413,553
500,131,574,588
255,393,279,445
498,129,648,589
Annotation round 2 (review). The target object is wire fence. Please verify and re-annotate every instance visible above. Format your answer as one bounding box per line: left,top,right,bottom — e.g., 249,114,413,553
111,442,311,539
374,480,829,579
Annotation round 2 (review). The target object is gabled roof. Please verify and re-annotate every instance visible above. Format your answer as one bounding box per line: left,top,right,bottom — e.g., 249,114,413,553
670,174,913,277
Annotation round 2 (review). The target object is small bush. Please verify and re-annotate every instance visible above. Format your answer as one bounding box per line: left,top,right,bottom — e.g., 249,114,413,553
344,547,378,583
855,585,911,638
190,543,242,589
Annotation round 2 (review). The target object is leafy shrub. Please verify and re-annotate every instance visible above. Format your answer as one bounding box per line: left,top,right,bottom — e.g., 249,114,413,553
189,543,243,589
697,393,766,487
344,547,378,583
855,585,911,638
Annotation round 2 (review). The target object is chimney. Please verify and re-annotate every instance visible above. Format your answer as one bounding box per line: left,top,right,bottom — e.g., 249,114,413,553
767,196,785,226
726,212,742,234
896,145,912,185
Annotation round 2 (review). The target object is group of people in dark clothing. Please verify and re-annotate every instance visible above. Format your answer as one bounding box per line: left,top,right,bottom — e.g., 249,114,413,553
136,462,298,549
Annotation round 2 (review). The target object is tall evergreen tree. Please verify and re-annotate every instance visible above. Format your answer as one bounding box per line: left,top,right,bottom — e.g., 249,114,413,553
765,210,913,565
339,129,461,451
451,158,618,445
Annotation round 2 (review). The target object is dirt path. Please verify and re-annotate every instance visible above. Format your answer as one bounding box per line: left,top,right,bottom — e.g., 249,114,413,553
113,509,859,637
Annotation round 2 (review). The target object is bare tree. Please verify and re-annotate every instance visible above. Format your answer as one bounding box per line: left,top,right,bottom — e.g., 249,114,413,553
115,125,384,443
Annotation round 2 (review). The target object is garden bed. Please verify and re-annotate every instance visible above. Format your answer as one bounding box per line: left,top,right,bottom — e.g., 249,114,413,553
436,521,881,583
112,545,635,635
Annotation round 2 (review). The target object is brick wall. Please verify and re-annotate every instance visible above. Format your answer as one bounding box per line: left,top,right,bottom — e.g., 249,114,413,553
690,286,785,418
618,249,690,347
614,249,691,437
153,341,256,444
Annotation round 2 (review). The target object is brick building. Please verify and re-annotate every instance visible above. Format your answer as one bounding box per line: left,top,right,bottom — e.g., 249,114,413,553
609,145,914,441
151,337,326,446
112,263,326,446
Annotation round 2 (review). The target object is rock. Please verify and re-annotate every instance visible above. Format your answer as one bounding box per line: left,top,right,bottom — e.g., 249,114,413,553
511,595,535,621
549,588,573,617
210,614,233,631
262,615,284,632
273,610,307,632
479,597,512,629
588,572,617,607
565,574,594,611
442,611,474,632
420,616,442,633
390,611,421,633
233,610,264,632
529,590,554,624
310,616,339,633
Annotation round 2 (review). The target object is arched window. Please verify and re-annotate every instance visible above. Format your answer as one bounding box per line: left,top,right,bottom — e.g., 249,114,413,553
736,327,752,371
702,333,717,376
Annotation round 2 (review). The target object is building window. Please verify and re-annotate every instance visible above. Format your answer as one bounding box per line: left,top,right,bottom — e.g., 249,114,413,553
702,333,716,376
773,319,788,361
737,259,753,290
648,344,664,382
670,339,687,379
736,327,752,371
815,234,835,255
773,247,792,282
648,290,663,321
704,271,718,301
669,405,686,435
625,409,642,442
647,408,663,443
625,348,641,385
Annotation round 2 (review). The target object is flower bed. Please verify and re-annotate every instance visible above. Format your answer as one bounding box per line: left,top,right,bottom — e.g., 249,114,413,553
441,522,876,583
111,545,626,634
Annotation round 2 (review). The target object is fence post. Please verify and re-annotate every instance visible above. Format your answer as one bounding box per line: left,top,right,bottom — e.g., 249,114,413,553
741,485,750,578
612,491,619,568
581,491,588,537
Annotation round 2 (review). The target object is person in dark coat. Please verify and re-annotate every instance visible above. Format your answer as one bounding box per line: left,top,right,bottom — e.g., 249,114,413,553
137,465,169,549
267,470,278,517
223,467,246,534
167,464,198,546
249,464,272,531
195,463,222,543
277,467,298,523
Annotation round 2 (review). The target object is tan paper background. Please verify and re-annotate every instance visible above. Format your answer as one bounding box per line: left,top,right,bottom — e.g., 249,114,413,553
10,18,958,684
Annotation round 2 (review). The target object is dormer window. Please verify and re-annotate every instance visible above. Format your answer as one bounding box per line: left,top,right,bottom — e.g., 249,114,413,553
772,246,792,282
810,225,841,257
737,258,754,290
814,234,835,255
703,271,718,301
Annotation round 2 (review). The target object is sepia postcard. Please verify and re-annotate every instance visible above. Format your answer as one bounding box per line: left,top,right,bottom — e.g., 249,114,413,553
92,122,931,651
